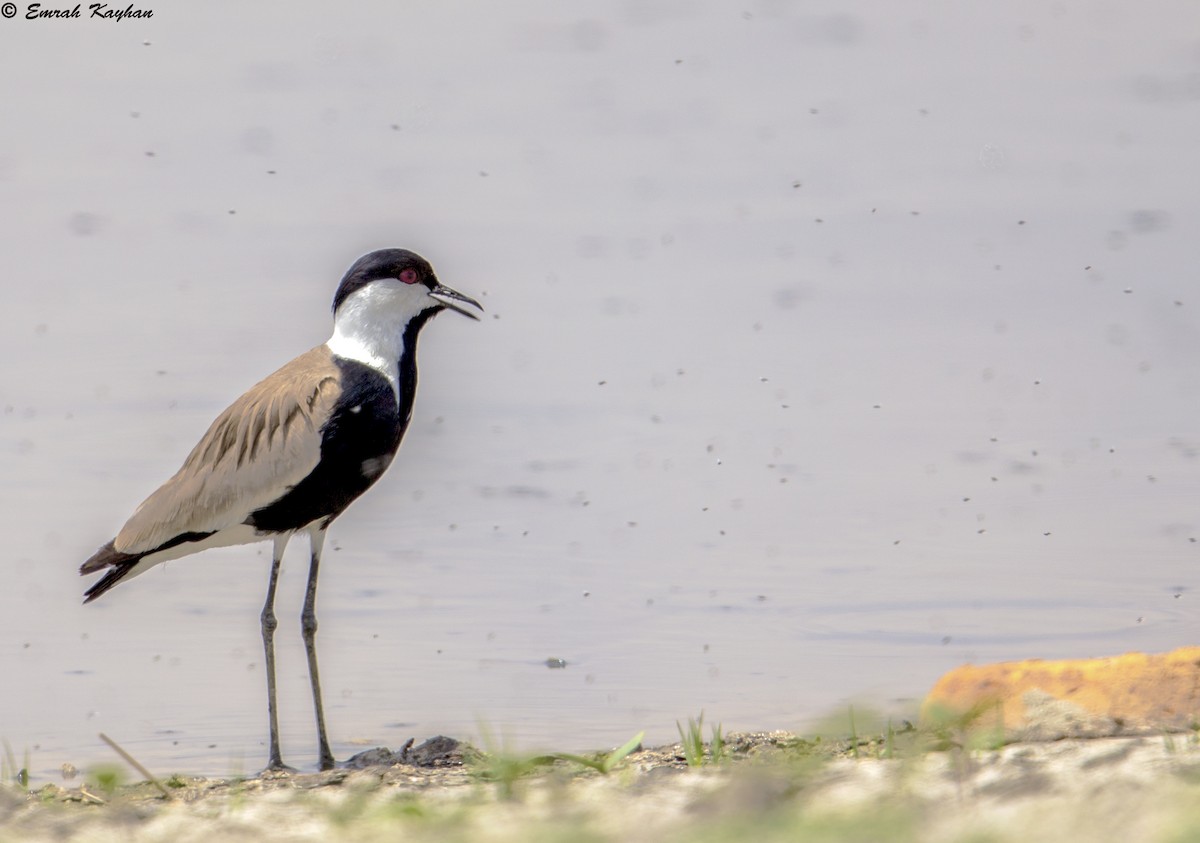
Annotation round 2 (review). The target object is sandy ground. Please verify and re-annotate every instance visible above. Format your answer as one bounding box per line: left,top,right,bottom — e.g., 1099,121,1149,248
4,731,1200,843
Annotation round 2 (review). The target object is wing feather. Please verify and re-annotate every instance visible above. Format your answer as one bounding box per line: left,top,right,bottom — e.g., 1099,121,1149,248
114,346,341,553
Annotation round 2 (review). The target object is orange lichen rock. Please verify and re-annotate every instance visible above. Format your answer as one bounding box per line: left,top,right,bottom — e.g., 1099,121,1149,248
922,647,1200,741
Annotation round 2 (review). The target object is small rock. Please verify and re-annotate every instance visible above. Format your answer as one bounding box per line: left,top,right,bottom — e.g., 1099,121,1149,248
343,747,398,769
407,735,464,767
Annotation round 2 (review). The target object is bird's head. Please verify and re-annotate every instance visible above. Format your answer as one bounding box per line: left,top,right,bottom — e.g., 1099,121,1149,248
332,248,483,323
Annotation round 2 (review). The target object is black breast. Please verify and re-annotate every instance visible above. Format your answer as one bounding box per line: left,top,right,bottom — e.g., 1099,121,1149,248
247,358,410,534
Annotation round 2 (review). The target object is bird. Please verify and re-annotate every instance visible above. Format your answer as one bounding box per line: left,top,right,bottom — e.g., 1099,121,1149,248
79,248,482,772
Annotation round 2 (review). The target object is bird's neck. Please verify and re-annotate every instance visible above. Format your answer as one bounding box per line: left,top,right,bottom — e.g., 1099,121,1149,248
326,287,440,403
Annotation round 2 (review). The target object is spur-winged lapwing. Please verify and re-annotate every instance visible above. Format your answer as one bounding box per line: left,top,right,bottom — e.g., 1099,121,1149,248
79,248,482,771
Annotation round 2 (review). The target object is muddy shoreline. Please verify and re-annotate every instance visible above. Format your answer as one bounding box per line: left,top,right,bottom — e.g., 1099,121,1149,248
5,730,1200,842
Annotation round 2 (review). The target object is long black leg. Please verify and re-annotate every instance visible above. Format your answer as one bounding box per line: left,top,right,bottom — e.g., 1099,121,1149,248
261,534,294,772
302,527,335,771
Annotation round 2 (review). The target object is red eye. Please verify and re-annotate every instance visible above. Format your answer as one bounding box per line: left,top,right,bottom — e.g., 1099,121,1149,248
399,268,419,285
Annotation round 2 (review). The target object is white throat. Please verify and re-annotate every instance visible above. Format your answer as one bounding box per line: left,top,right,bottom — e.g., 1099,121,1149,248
326,282,436,399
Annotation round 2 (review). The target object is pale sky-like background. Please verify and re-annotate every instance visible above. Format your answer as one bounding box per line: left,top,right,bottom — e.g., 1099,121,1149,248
2,1,1199,779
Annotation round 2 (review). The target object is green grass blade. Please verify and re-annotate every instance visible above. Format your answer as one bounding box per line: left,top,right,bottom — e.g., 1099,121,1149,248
553,731,645,775
600,731,645,773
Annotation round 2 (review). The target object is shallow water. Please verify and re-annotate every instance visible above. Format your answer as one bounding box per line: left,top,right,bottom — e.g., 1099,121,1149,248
2,2,1199,780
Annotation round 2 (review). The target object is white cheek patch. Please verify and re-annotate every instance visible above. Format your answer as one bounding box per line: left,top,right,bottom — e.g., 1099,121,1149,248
327,282,435,405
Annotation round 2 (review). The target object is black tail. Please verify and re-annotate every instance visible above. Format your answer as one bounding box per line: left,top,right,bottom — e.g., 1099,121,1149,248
80,530,218,603
83,562,141,603
80,540,143,603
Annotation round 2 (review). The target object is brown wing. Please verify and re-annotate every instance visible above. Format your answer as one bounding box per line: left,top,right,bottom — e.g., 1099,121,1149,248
113,345,342,554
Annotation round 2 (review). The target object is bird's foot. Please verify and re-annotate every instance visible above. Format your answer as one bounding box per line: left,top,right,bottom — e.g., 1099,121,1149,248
261,759,298,776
